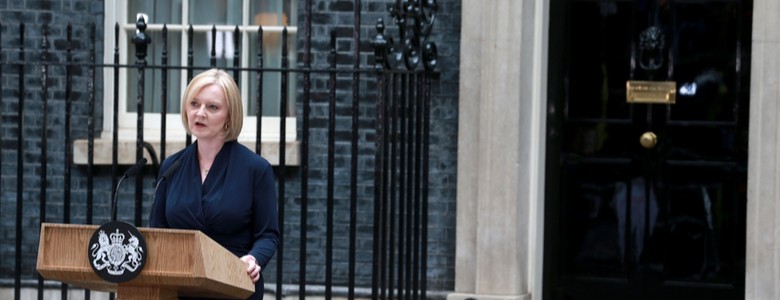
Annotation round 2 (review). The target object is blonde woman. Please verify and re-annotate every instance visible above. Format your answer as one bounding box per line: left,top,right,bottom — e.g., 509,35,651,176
151,69,279,300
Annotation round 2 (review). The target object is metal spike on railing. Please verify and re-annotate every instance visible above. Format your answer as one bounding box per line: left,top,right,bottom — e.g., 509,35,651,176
132,16,152,65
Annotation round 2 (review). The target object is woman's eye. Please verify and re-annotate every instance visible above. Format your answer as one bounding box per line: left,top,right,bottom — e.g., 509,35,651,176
209,105,219,110
190,101,198,107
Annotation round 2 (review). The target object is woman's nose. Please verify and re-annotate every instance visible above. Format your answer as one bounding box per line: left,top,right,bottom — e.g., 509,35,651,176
195,105,206,116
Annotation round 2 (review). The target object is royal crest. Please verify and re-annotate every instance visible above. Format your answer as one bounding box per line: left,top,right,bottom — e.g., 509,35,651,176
88,221,147,283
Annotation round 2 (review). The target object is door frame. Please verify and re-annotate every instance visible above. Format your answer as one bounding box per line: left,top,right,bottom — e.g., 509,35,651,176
742,0,780,298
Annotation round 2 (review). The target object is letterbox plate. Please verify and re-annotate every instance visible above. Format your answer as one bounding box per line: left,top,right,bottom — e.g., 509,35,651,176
626,80,676,104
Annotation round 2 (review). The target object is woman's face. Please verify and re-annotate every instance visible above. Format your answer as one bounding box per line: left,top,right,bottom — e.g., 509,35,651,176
187,83,229,141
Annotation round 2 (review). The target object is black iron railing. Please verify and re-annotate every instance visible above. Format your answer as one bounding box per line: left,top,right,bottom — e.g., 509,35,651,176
0,1,439,299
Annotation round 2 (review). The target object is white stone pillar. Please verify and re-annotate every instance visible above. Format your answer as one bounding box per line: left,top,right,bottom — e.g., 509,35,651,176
450,0,548,299
746,0,780,299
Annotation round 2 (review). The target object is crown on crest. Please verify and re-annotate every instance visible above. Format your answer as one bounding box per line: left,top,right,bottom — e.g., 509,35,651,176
110,229,125,245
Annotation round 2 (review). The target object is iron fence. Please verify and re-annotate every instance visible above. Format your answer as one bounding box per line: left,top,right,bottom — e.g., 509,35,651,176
0,0,439,299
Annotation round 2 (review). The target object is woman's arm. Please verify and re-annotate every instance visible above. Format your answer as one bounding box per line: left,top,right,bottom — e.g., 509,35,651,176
249,160,280,269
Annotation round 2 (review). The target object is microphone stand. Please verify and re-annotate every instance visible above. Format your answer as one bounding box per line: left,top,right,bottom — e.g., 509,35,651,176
112,158,147,222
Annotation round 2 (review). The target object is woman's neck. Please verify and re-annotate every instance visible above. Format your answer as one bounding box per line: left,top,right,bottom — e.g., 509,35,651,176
197,139,225,166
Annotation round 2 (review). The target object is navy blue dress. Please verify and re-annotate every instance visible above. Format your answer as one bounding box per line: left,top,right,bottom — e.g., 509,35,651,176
150,140,279,300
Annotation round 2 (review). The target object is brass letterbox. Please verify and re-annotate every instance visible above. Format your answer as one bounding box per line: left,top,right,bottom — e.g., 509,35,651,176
626,80,676,104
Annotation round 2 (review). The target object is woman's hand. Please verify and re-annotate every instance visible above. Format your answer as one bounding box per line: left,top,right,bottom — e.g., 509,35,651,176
240,255,261,283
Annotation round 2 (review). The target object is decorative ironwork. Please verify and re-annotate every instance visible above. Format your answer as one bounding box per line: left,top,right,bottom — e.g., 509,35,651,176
132,16,152,64
372,0,439,71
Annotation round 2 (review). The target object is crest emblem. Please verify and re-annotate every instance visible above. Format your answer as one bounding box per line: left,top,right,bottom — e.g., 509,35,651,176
88,221,147,283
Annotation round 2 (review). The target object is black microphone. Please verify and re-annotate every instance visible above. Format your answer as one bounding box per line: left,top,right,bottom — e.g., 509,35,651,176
112,157,147,221
150,159,182,226
124,157,147,177
154,159,182,191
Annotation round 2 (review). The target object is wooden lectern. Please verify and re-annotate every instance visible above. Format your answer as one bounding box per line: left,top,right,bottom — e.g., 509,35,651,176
36,223,254,300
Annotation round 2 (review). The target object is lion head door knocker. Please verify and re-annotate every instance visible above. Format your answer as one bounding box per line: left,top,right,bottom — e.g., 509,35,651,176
639,26,666,72
638,26,666,72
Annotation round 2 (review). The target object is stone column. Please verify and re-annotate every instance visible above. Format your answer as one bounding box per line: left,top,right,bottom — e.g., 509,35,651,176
746,0,780,299
450,0,548,299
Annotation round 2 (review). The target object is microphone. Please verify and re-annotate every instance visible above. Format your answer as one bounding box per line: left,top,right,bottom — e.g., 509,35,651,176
112,157,147,221
154,159,182,191
124,157,147,177
150,159,182,226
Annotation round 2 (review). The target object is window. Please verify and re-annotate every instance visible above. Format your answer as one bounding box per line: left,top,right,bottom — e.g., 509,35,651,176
78,0,299,166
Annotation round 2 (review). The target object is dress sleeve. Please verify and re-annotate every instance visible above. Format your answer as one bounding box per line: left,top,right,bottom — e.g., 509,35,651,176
249,161,280,269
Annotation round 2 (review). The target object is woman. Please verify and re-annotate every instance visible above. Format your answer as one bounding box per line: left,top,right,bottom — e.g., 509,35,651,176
150,68,279,300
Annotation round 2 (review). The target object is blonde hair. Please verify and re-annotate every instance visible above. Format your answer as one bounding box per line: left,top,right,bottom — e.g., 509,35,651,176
180,69,244,141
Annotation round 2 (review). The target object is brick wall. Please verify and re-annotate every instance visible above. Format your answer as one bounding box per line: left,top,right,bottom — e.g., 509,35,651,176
0,0,108,282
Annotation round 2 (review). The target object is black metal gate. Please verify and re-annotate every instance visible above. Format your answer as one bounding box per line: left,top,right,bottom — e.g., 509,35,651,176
0,1,440,299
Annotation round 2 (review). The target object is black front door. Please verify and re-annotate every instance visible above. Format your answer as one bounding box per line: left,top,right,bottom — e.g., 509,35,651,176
544,0,751,299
